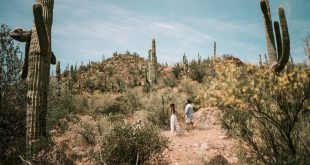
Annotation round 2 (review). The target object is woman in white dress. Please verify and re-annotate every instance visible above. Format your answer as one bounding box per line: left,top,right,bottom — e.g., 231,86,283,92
170,103,179,134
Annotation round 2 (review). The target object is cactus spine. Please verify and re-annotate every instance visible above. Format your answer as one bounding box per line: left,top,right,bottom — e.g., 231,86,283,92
25,0,54,158
260,0,290,72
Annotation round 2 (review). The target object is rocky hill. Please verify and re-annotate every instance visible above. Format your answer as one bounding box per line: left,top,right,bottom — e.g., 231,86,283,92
58,52,159,93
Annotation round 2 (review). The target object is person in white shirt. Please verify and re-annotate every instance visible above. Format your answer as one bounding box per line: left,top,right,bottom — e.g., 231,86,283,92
170,103,179,134
184,99,194,130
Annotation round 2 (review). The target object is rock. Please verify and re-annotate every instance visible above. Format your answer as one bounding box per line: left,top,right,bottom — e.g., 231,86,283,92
209,155,230,165
201,143,209,150
193,143,200,147
219,135,228,139
231,156,239,162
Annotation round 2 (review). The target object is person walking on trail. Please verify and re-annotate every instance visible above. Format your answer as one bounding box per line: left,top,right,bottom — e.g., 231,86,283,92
170,103,179,134
184,99,194,130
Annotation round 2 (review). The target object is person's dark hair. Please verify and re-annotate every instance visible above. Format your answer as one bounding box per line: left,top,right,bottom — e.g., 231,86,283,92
186,99,192,104
170,103,175,114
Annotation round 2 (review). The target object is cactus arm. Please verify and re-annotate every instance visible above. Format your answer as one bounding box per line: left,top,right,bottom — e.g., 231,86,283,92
260,0,277,63
33,3,48,56
51,52,56,64
9,29,32,79
10,28,31,42
274,21,282,60
21,40,30,79
274,6,290,72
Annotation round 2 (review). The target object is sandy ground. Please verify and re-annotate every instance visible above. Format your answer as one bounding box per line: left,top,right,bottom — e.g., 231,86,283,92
159,107,240,165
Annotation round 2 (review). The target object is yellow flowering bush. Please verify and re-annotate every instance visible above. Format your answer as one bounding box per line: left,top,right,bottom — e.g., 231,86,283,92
209,62,310,164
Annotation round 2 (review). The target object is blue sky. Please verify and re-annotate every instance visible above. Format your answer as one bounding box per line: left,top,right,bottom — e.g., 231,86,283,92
0,0,309,68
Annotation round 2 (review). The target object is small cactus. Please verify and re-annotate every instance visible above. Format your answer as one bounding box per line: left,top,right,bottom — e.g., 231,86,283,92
260,0,290,72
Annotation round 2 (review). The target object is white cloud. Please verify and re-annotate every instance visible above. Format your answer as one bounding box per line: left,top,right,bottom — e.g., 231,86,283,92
52,2,216,65
51,0,307,66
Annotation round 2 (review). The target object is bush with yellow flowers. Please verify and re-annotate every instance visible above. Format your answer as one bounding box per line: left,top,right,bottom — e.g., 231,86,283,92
209,63,310,164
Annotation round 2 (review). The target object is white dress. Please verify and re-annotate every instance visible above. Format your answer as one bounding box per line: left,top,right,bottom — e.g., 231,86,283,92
170,113,179,133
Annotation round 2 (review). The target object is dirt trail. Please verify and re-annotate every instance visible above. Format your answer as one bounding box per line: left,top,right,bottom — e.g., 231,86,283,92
160,107,240,165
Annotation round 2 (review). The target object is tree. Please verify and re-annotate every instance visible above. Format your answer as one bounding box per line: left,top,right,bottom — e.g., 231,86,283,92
0,24,27,163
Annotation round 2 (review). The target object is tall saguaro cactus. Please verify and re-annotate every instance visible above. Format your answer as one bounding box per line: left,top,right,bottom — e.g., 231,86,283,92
148,39,158,85
11,0,54,158
182,53,189,78
56,61,60,82
261,0,277,63
213,41,216,60
307,35,310,60
260,0,290,72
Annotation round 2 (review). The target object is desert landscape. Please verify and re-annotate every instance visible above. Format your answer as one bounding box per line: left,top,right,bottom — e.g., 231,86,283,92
1,0,310,164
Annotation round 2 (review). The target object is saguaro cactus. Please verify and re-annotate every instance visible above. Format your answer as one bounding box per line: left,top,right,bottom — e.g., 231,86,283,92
11,0,54,158
148,39,158,85
264,54,269,65
260,0,290,72
213,41,216,60
183,53,189,78
259,54,263,67
56,61,60,82
307,35,310,59
151,39,157,84
148,49,152,83
198,53,201,65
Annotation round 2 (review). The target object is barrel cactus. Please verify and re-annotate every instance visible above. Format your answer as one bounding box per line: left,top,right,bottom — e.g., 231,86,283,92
260,0,290,72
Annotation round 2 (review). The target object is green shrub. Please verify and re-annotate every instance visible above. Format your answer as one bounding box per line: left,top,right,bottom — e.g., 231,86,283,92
172,63,181,79
189,60,206,83
212,65,310,164
162,74,178,88
100,122,168,165
95,89,143,117
79,124,96,145
0,24,26,163
47,78,76,130
103,102,125,115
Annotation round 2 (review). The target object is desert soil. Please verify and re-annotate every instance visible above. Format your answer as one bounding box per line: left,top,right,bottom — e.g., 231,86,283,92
159,107,240,165
51,107,242,165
